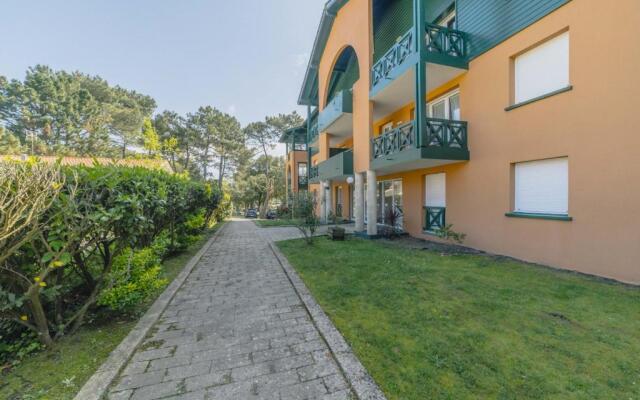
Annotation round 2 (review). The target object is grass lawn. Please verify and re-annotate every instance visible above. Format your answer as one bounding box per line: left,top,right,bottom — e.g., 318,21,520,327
278,237,640,400
254,218,302,228
0,225,222,400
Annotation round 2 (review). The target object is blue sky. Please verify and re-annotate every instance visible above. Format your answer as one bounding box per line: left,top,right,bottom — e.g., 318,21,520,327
0,0,325,153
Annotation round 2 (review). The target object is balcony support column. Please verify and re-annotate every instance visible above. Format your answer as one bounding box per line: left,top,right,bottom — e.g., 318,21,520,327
414,0,427,148
320,180,332,224
366,170,378,236
354,172,365,232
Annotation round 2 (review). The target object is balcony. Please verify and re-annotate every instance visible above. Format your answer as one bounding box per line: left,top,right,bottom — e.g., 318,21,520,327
298,175,309,191
371,118,469,173
309,165,319,181
370,25,468,116
309,149,354,184
317,90,353,140
372,30,416,91
308,122,319,145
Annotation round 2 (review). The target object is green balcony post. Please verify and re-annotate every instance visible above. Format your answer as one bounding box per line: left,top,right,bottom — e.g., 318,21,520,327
414,0,427,148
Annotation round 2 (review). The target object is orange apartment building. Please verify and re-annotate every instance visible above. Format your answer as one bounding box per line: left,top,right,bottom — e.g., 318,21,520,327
286,0,640,283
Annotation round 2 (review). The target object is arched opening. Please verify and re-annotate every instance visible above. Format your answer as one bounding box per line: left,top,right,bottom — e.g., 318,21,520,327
325,46,359,105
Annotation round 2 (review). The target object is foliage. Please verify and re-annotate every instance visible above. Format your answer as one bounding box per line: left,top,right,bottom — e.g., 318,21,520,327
243,112,303,214
97,248,167,312
382,206,402,239
0,230,217,399
230,155,285,211
141,117,161,156
0,126,23,154
435,223,467,244
291,192,319,245
0,161,220,349
0,65,156,157
279,238,640,400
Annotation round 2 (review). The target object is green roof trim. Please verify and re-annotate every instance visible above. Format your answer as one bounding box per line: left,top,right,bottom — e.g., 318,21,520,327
278,125,308,143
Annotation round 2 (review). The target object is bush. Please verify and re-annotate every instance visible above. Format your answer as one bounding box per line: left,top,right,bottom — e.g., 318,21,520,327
292,192,319,245
0,160,222,351
98,248,168,312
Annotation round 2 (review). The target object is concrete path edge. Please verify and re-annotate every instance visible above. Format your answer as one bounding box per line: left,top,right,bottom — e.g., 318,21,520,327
74,223,227,400
269,242,387,400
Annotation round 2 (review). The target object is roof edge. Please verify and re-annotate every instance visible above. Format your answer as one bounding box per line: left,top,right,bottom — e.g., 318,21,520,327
297,0,349,106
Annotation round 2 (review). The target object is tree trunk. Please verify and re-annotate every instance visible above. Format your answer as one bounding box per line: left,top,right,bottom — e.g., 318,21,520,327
26,286,54,347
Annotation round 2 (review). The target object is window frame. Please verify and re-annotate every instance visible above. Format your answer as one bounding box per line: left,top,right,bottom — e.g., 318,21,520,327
428,89,460,120
508,30,572,110
507,157,572,221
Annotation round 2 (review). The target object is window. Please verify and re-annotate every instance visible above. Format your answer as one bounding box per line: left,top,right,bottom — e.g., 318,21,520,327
514,32,570,104
514,158,568,215
425,173,446,208
425,173,446,232
428,90,460,120
437,10,456,29
298,162,307,178
335,187,343,218
381,122,394,134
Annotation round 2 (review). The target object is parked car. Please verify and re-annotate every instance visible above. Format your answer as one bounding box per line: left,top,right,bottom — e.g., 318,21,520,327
245,209,258,218
265,210,277,220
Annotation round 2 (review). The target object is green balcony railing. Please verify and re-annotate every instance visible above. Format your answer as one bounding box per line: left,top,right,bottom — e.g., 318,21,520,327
371,24,468,91
425,23,468,60
371,118,468,160
317,90,353,133
424,206,446,232
309,165,319,181
309,149,353,183
308,122,319,144
298,175,308,190
371,121,416,159
372,29,414,88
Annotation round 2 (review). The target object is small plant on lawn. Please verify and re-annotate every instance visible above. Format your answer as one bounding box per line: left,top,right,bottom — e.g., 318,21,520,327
382,206,403,239
436,223,467,244
292,192,319,245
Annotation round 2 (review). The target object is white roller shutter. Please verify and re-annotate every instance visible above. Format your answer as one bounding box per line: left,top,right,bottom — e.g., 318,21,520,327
515,158,568,214
515,31,570,104
425,173,446,208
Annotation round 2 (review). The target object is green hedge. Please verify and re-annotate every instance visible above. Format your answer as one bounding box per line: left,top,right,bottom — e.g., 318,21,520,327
0,161,221,361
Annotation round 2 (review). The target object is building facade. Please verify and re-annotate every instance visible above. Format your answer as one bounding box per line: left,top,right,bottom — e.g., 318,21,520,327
280,126,309,202
296,0,640,283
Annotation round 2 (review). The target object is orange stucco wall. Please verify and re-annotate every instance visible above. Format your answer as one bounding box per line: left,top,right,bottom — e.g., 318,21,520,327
285,150,308,193
318,0,372,173
376,0,640,283
306,0,639,283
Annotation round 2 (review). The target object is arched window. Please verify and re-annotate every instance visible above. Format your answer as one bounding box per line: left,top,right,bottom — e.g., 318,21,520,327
326,46,359,104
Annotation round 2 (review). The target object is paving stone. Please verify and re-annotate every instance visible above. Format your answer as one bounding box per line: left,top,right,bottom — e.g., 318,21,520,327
184,370,231,392
147,355,191,372
130,380,180,400
121,361,149,376
108,390,133,400
165,361,211,381
114,370,165,391
107,221,355,399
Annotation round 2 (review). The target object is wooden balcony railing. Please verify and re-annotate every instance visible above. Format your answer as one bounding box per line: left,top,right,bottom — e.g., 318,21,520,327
372,121,416,159
372,29,414,88
425,23,467,59
424,206,446,232
371,118,467,160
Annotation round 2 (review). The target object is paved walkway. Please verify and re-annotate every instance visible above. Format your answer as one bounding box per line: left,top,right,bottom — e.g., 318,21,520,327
108,220,353,400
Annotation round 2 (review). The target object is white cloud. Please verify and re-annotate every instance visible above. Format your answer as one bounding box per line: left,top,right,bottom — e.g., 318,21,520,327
227,104,237,115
